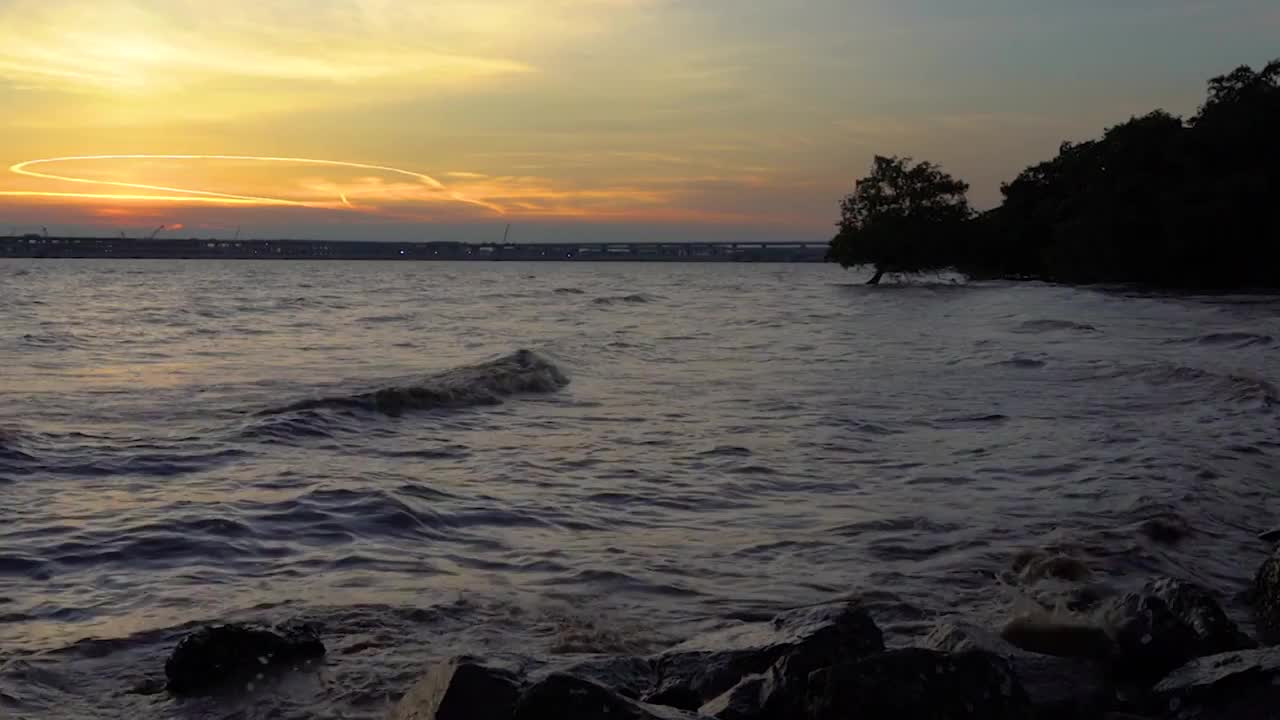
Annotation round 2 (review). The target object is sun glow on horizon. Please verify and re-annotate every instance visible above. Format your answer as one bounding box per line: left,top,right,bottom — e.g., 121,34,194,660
2,155,504,215
1,0,1271,240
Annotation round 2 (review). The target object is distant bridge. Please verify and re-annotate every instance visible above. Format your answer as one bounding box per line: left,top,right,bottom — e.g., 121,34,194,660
0,236,830,262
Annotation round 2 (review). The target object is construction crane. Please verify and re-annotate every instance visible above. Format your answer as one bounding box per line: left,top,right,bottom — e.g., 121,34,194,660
148,225,165,240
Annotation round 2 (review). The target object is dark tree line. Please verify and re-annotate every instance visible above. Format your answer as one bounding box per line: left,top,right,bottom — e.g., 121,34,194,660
828,60,1280,288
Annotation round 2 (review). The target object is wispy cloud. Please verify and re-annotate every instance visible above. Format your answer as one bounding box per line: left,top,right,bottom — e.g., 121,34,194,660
1,0,1275,236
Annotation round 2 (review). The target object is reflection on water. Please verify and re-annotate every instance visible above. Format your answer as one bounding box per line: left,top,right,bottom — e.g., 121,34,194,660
0,259,1277,718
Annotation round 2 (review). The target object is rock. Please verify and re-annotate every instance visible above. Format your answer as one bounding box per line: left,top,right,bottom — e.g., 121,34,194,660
1101,590,1201,685
1142,578,1253,655
805,648,1034,720
1253,547,1280,643
1099,578,1253,685
1139,515,1193,545
999,615,1113,660
698,673,769,720
514,673,700,720
926,622,1111,718
164,622,324,696
552,655,657,700
647,601,883,710
1014,552,1093,583
1151,648,1280,719
391,658,522,720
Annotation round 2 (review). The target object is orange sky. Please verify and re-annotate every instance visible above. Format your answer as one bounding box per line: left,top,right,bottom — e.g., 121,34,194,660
1,0,1275,242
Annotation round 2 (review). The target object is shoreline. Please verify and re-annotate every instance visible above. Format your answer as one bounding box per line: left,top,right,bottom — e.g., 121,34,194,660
147,544,1280,719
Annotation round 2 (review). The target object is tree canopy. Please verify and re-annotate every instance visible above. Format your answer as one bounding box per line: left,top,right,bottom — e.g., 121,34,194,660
827,156,972,284
829,59,1280,289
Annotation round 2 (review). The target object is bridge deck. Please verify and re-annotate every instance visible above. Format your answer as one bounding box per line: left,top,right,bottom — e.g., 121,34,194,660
0,237,830,262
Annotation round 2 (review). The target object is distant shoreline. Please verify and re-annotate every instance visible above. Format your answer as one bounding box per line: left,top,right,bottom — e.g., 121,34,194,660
0,236,827,263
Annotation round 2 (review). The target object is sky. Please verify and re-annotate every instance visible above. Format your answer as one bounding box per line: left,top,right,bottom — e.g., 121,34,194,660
0,0,1276,243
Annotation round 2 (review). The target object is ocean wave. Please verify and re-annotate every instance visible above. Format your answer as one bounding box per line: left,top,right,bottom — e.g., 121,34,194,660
554,287,586,295
263,349,569,418
592,294,653,305
1105,362,1278,406
992,357,1047,369
19,331,86,350
1014,319,1098,333
1171,331,1274,348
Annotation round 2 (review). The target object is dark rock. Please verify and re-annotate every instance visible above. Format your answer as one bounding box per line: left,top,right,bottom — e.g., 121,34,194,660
514,673,699,720
1253,547,1280,643
1142,578,1253,655
1099,578,1253,685
805,648,1034,720
1014,552,1093,583
552,655,657,700
1151,648,1280,719
164,622,324,696
1101,590,1201,685
926,622,1111,718
647,601,883,710
391,658,522,720
999,616,1113,660
699,673,769,720
1139,515,1193,545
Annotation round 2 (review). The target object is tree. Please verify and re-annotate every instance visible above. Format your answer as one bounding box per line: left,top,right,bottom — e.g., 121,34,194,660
827,156,972,284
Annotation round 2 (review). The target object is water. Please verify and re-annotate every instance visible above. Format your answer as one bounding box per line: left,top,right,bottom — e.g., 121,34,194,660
1,259,1276,718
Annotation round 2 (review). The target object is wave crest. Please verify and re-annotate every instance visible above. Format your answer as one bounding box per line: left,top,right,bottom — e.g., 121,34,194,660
1172,332,1274,348
265,350,569,417
1015,319,1098,333
592,294,653,305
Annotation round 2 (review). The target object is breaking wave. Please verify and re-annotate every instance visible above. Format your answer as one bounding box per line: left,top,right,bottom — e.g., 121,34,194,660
1106,362,1278,406
263,350,570,417
1015,319,1098,333
1171,331,1274,348
592,294,654,305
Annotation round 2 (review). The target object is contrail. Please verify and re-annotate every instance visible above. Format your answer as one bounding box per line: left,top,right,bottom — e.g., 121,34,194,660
1,154,504,214
0,191,283,205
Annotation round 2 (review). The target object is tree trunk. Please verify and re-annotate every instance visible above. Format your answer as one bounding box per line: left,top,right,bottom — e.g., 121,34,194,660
867,269,884,285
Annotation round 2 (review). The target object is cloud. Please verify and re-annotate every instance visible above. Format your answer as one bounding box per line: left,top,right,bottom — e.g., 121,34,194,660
0,0,542,122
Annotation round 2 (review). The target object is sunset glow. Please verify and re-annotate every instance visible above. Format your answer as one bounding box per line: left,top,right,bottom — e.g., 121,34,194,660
1,0,1275,241
2,155,501,214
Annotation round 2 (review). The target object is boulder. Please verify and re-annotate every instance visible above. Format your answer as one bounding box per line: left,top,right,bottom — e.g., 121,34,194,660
698,673,769,720
646,601,883,710
1101,578,1252,685
805,648,1034,720
1253,547,1280,643
164,622,324,696
1143,578,1253,654
1101,590,1201,685
1138,515,1193,545
1151,648,1280,719
514,673,700,720
552,655,657,700
925,622,1111,718
391,658,522,720
999,616,1113,660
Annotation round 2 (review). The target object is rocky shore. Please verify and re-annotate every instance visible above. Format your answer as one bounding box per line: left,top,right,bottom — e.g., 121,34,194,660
158,545,1280,719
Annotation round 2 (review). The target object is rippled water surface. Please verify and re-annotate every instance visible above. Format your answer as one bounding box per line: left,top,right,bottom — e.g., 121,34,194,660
1,259,1277,718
